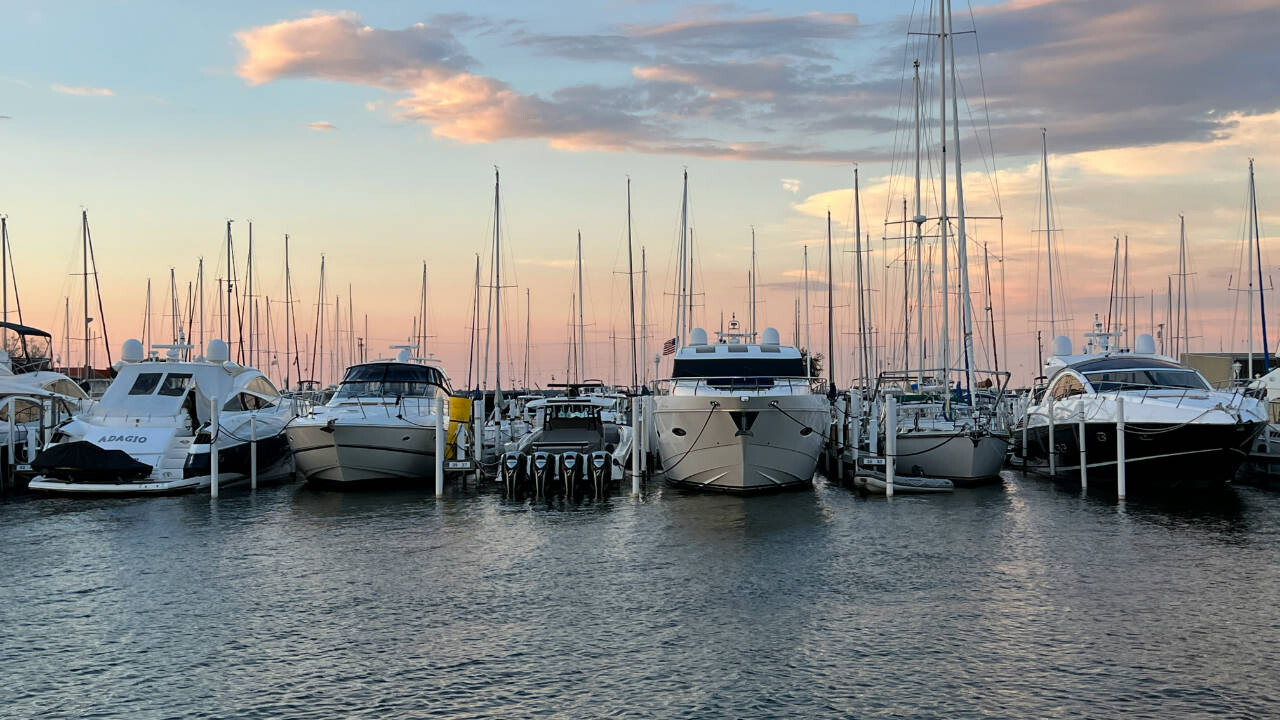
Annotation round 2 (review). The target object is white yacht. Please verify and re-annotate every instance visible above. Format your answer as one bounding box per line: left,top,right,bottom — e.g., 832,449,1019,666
652,323,828,493
286,348,453,484
1019,326,1266,486
28,338,295,494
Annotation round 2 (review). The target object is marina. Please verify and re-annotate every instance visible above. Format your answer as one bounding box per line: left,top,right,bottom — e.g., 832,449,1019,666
3,0,1280,716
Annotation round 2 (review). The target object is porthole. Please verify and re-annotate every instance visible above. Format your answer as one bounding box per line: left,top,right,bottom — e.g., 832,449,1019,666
799,427,813,436
672,428,687,437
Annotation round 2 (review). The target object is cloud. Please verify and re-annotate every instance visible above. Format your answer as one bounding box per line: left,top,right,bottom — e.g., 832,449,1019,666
234,11,473,87
51,84,113,96
233,11,863,161
781,178,800,193
304,121,337,131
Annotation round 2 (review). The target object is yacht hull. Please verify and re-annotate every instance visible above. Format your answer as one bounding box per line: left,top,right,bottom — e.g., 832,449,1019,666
653,395,826,493
1023,420,1263,486
287,422,437,484
893,431,1007,485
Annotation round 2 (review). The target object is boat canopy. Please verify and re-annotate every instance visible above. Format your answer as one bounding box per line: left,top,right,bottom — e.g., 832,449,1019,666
331,362,452,400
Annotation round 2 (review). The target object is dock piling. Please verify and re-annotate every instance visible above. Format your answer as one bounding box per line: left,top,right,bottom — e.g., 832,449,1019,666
435,396,446,498
885,394,896,497
631,397,640,496
210,397,219,499
249,414,258,490
1077,413,1087,489
1116,397,1127,499
1048,396,1056,477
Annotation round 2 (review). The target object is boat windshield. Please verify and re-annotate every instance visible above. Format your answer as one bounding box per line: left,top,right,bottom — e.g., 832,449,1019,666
1084,369,1209,392
333,363,450,399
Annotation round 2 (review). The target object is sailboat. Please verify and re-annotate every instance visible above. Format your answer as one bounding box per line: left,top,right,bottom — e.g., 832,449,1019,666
871,17,1011,485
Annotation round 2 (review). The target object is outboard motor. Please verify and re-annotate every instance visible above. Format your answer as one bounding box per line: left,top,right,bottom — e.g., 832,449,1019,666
588,451,611,500
500,451,526,496
530,451,553,497
559,451,586,499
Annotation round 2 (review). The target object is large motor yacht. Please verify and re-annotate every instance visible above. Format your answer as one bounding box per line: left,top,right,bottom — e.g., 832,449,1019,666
28,338,294,494
1019,324,1266,486
651,322,828,493
286,348,453,484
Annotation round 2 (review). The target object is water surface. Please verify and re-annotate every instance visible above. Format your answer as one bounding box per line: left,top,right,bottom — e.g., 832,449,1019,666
3,474,1278,718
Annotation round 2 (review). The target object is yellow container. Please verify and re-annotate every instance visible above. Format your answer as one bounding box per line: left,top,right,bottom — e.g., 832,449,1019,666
446,395,474,459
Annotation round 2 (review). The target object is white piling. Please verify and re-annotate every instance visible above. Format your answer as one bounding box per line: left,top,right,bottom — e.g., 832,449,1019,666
631,397,641,496
851,395,861,466
885,394,896,497
210,397,220,499
435,395,446,498
5,397,14,488
249,414,258,490
869,397,880,456
639,396,648,474
1116,396,1126,499
836,396,845,481
1048,395,1056,476
1077,413,1087,490
470,397,481,481
1021,408,1029,467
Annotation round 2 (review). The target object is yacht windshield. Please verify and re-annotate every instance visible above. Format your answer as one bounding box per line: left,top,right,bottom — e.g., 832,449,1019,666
333,363,450,399
1085,369,1209,392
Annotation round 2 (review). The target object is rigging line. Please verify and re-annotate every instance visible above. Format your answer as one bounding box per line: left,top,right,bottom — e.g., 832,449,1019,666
966,0,1002,215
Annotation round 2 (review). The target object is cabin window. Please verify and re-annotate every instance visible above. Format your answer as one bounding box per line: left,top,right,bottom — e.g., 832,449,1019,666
1051,375,1085,400
157,373,193,396
46,379,88,399
128,373,163,395
0,398,41,423
1084,369,1208,392
247,376,280,398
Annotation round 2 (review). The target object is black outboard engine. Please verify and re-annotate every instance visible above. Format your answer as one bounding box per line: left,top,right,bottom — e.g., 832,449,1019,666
588,451,611,500
559,451,586,499
530,451,553,497
500,451,526,496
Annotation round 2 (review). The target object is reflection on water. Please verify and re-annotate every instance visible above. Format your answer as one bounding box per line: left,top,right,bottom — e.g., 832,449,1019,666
2,472,1278,718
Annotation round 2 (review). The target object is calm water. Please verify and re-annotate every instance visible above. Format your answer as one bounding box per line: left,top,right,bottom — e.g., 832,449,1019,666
2,474,1278,719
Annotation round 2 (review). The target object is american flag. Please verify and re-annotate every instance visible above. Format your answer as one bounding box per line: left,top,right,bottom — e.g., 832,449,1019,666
662,337,678,355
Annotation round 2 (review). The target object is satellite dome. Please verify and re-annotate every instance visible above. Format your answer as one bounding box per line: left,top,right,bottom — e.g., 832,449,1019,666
206,338,230,363
761,327,781,345
1135,333,1156,355
1051,335,1072,357
121,338,145,363
689,327,708,346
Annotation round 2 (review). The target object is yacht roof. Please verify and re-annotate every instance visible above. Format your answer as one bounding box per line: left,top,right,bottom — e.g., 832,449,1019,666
674,342,801,359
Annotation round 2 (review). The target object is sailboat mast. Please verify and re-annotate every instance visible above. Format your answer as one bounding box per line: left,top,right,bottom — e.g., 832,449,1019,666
576,230,586,381
1252,159,1270,372
495,169,503,397
854,167,867,387
640,247,648,384
676,171,688,345
283,235,291,389
912,59,926,386
1042,129,1056,338
827,210,835,392
524,288,531,388
945,0,978,397
937,0,950,384
467,254,479,391
1,215,7,330
626,178,638,389
248,221,254,366
750,227,757,340
804,245,811,377
82,210,90,380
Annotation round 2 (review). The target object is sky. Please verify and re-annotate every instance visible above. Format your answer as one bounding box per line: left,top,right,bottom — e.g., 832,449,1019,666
1,0,1278,390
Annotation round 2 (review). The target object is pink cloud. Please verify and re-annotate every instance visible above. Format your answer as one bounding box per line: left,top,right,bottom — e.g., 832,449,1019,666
51,84,113,96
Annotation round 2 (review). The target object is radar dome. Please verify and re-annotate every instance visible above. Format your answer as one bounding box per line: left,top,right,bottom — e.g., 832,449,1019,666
761,327,781,345
1051,335,1072,357
689,327,708,346
206,338,229,364
397,347,411,363
1135,333,1156,355
121,338,145,363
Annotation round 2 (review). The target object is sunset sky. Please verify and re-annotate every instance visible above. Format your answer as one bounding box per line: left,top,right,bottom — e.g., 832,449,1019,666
2,0,1278,389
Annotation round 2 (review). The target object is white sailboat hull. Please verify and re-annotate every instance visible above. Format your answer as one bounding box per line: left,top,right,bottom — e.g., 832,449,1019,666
893,430,1006,483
